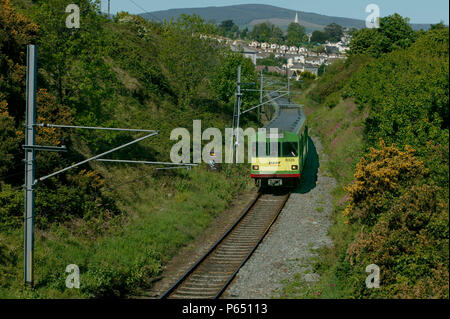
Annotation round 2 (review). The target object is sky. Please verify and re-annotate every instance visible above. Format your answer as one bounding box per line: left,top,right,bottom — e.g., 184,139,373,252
100,0,449,24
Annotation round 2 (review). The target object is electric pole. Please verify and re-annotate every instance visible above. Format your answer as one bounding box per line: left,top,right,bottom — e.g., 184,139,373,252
259,70,263,123
24,45,37,287
108,0,111,19
234,65,242,166
287,66,290,103
21,45,163,286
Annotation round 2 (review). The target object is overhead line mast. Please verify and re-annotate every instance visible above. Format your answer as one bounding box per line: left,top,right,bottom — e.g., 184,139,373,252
22,45,188,286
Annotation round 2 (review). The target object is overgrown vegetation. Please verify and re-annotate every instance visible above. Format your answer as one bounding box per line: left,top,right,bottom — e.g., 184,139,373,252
284,15,448,298
0,0,258,298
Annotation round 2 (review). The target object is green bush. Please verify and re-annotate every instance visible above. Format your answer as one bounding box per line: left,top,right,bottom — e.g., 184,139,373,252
324,92,340,109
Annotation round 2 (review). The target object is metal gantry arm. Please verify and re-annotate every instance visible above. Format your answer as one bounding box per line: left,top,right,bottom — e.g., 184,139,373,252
95,159,198,170
36,132,159,183
95,159,197,166
240,92,289,115
34,123,157,133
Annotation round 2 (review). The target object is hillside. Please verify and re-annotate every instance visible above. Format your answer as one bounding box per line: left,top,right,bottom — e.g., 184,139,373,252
0,0,259,298
286,17,449,298
141,4,431,32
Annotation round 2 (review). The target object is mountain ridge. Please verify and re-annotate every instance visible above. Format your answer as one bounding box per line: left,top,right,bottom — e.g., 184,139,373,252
140,4,431,32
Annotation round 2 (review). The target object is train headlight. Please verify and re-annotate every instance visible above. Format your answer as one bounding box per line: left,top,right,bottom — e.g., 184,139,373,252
291,165,298,170
252,165,259,170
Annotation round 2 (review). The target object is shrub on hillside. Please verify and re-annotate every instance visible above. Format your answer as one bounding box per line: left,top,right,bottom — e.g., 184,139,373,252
342,141,449,298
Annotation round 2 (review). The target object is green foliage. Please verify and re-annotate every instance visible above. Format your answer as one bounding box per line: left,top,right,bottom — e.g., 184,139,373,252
344,142,448,298
286,22,307,46
218,19,238,37
349,14,417,57
347,28,449,157
310,23,344,44
250,21,284,44
300,71,316,80
324,23,344,42
288,18,449,299
317,64,327,77
176,13,218,35
0,0,258,298
256,53,285,67
210,50,258,108
308,56,373,103
310,30,328,44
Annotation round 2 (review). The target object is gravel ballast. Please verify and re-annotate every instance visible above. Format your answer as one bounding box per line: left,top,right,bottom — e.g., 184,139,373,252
224,134,337,298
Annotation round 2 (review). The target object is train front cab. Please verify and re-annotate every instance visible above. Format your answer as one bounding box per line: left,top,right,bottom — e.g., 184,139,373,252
250,128,308,188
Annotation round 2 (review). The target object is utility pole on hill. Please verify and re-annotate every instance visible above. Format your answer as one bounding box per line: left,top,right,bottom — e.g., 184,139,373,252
234,65,242,166
108,0,111,19
259,70,263,123
23,45,37,287
22,45,190,286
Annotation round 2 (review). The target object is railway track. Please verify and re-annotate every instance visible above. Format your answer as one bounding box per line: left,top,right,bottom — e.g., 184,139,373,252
160,191,290,299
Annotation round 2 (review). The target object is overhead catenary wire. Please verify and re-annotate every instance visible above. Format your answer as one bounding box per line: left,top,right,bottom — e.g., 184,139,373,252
95,159,197,166
128,0,162,22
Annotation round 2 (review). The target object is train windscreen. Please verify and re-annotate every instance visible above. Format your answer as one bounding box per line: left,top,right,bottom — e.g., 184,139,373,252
282,142,298,157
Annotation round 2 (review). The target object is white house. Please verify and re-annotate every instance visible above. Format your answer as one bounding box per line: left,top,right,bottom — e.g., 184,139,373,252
289,46,298,53
287,57,294,68
294,55,305,64
261,42,270,50
230,45,257,65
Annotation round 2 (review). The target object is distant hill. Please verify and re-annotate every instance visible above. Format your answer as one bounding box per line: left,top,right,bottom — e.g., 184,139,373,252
140,4,431,32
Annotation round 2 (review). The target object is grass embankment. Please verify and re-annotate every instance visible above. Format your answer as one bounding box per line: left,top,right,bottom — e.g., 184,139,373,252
0,0,258,298
280,83,366,298
281,23,449,298
0,165,251,298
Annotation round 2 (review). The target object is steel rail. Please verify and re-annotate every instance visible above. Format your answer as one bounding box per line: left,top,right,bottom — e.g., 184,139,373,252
159,192,262,299
214,192,290,299
159,191,291,299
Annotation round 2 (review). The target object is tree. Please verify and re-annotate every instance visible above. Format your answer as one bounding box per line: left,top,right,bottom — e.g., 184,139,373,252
324,23,343,42
310,30,328,43
430,21,446,30
286,22,307,46
0,0,38,121
250,22,284,44
211,51,258,107
240,27,248,39
349,14,417,57
0,0,38,177
176,13,217,34
220,20,235,32
231,24,239,37
318,63,327,76
219,19,238,37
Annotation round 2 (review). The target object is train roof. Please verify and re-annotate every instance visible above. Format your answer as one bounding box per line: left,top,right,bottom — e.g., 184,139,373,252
264,92,306,135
